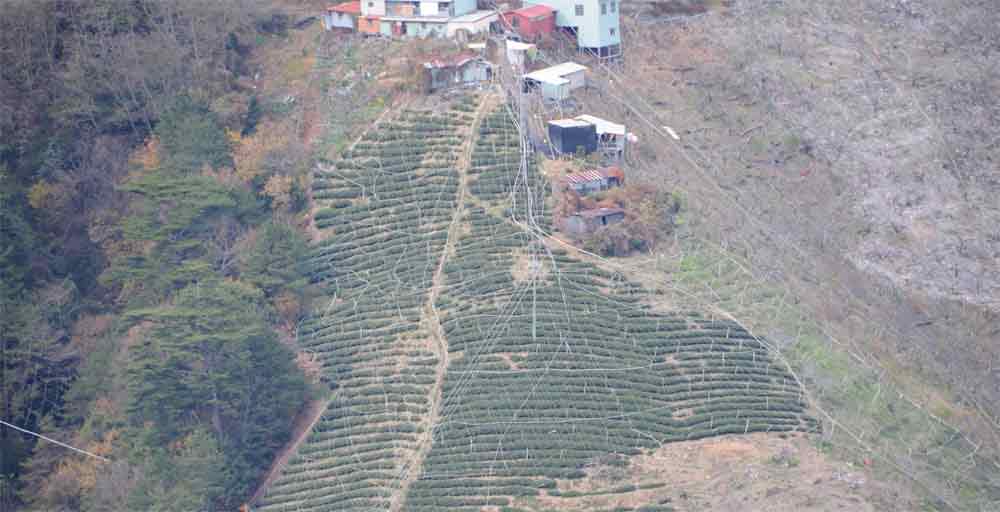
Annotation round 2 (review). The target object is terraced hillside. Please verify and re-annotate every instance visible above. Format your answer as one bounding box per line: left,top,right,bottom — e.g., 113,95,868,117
256,95,816,512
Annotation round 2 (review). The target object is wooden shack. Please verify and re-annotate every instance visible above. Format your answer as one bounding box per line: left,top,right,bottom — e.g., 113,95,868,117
563,166,625,194
563,207,625,234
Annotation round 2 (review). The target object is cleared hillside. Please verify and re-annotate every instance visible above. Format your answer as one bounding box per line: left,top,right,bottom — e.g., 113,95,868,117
255,95,817,511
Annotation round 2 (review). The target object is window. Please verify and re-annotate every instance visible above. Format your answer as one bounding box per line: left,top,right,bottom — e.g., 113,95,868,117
610,0,616,11
601,2,606,14
610,28,615,36
368,1,374,7
575,4,583,16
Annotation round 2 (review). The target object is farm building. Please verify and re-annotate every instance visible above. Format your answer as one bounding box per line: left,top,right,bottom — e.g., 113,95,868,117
548,119,597,155
563,166,624,194
501,4,556,42
523,61,588,101
423,54,492,92
563,207,626,234
575,114,627,159
323,1,361,30
524,0,620,57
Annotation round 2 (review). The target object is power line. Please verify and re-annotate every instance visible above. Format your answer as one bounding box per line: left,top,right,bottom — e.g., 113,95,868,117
0,419,110,462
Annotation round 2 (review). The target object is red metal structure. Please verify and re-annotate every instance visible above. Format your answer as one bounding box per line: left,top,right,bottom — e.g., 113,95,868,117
501,4,556,41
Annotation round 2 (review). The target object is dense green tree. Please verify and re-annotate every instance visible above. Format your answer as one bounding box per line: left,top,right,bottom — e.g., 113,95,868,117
126,279,307,508
154,97,232,173
242,220,308,298
126,427,227,512
0,167,76,502
0,2,311,508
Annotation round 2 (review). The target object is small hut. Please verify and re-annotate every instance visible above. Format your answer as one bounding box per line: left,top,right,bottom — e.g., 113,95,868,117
423,54,493,93
563,167,625,194
563,207,625,234
547,119,597,155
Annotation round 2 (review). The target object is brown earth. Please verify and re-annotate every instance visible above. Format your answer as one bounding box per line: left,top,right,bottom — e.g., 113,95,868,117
519,433,915,511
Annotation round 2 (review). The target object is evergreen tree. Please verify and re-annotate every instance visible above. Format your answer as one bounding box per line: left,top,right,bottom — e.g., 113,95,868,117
126,279,307,508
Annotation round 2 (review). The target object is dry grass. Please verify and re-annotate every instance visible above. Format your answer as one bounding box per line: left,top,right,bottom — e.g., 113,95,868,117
519,433,909,511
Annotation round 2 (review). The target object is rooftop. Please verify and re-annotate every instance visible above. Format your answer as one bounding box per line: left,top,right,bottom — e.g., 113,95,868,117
575,114,625,135
449,10,499,22
524,61,588,84
423,52,480,69
575,207,625,219
329,1,361,14
511,4,555,18
548,118,591,128
564,166,625,185
506,40,536,52
380,15,449,22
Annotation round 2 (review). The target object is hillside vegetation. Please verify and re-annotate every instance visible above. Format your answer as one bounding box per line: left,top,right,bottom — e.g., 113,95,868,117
254,92,820,511
0,2,341,509
3,0,998,511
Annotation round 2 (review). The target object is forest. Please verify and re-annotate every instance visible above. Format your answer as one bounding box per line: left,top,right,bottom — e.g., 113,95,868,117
0,1,317,509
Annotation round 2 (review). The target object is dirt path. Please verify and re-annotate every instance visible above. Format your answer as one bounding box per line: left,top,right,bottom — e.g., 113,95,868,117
252,91,409,508
248,395,328,505
387,92,499,512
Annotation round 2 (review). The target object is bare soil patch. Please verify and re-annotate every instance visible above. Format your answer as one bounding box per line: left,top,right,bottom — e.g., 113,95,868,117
511,249,551,283
525,433,914,511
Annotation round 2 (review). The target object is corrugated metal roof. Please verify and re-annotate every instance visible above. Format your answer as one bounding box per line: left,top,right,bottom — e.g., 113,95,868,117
564,169,605,184
575,114,625,135
524,62,588,85
548,118,590,128
423,52,479,69
564,167,625,185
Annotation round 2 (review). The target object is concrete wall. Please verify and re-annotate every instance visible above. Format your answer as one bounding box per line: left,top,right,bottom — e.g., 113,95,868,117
446,15,495,37
563,69,586,90
419,0,439,15
540,81,569,101
406,20,448,37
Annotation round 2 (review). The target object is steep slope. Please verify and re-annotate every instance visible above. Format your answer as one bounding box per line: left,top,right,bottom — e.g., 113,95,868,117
403,107,815,510
257,102,472,511
256,97,815,511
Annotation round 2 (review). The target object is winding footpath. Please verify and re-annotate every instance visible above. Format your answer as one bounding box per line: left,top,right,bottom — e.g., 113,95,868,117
387,92,499,512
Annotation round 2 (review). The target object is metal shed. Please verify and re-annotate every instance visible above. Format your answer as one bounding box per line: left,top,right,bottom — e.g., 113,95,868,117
575,114,626,159
563,207,626,234
423,54,493,92
523,62,587,101
563,166,625,194
548,119,597,155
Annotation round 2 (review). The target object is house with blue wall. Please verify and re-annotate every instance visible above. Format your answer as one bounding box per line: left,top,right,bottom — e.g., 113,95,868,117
523,0,620,57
